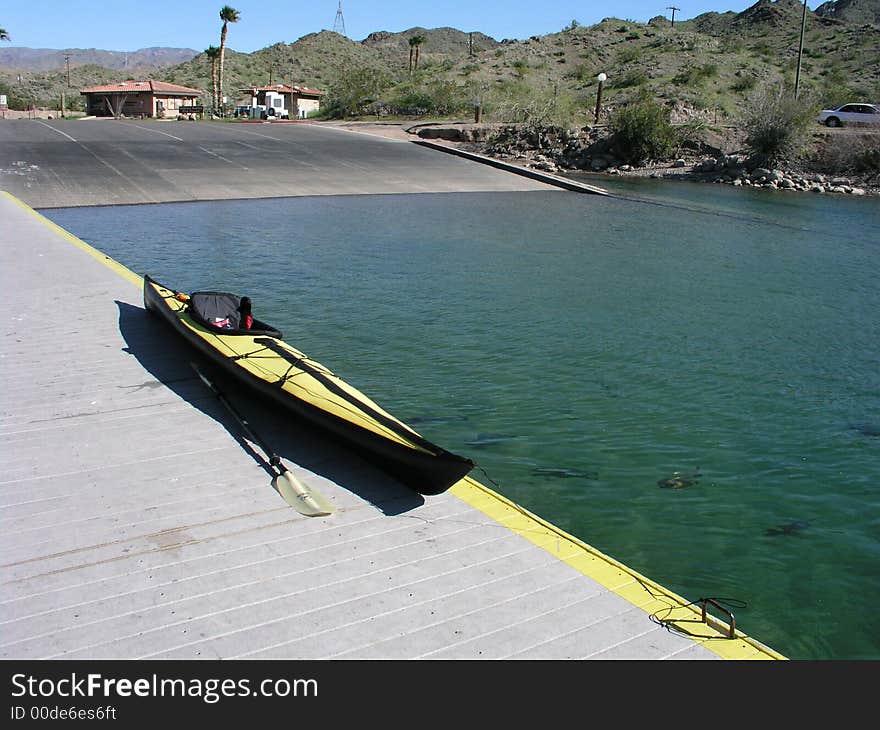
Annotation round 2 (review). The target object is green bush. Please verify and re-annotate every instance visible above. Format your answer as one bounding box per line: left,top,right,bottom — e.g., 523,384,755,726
672,63,718,86
609,98,678,163
511,59,530,78
0,80,32,110
617,46,642,64
487,84,579,128
739,83,819,165
613,69,648,88
323,67,391,118
387,79,469,116
854,147,880,173
731,74,758,93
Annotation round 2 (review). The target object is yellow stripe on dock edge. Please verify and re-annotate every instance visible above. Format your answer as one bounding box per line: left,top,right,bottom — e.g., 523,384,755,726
2,191,143,289
5,191,785,660
452,476,786,659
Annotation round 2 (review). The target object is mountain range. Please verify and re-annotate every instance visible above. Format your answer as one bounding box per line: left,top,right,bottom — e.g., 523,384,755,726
0,47,198,72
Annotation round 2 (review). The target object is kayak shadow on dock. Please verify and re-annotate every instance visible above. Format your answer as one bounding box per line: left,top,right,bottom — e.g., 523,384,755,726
115,300,425,516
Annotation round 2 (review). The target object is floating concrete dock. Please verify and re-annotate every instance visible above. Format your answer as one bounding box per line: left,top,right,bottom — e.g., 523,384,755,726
0,191,783,659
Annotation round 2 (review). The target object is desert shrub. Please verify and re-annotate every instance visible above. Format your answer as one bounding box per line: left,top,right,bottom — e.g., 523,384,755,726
613,69,648,88
810,133,880,175
609,98,678,163
721,38,745,53
731,74,758,93
564,63,592,82
739,83,819,165
387,80,469,116
323,67,391,118
0,81,33,110
617,45,642,64
816,67,862,108
487,84,580,128
677,117,710,138
672,63,718,86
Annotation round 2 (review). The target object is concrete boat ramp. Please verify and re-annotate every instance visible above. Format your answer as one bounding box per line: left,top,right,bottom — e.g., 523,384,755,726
0,122,782,660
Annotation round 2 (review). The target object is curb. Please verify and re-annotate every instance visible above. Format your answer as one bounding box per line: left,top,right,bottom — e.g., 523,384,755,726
411,139,610,196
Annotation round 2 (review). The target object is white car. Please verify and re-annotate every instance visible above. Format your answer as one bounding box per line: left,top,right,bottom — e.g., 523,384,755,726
816,103,880,127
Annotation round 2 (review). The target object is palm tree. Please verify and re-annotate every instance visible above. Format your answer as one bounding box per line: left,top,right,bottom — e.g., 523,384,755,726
0,28,10,41
204,45,221,113
217,5,240,116
409,34,426,74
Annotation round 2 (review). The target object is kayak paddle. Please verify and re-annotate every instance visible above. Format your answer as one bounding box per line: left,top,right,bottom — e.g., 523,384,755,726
190,362,335,517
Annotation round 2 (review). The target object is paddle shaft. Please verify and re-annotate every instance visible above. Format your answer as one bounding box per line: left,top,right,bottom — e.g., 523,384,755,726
190,362,285,474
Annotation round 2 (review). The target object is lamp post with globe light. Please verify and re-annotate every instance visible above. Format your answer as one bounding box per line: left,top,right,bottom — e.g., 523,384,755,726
594,72,607,124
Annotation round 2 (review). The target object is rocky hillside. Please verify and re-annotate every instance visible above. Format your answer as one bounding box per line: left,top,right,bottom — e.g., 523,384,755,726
816,0,880,25
1,1,878,117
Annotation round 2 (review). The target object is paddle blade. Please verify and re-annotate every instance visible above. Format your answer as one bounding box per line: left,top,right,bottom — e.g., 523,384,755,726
273,470,335,517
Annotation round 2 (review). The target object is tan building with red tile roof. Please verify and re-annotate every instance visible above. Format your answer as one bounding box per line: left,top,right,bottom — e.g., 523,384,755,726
80,80,203,118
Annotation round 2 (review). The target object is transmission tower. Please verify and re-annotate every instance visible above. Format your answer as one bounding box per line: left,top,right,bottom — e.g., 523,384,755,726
333,1,347,37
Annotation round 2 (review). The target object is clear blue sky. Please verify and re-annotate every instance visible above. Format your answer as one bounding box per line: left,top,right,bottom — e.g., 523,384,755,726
3,1,822,53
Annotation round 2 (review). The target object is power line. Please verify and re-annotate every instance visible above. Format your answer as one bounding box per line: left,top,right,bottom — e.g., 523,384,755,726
667,6,681,28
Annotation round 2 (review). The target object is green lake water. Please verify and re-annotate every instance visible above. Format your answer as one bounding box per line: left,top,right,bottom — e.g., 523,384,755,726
44,179,880,659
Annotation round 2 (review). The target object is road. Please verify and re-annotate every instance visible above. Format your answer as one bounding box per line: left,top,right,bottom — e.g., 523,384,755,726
0,118,553,208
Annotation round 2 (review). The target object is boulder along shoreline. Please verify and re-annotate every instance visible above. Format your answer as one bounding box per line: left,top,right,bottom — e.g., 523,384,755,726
409,122,880,197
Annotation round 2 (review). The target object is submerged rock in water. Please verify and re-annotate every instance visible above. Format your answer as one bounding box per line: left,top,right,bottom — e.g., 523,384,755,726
765,520,811,537
849,422,880,437
657,471,702,489
465,432,517,448
532,466,599,480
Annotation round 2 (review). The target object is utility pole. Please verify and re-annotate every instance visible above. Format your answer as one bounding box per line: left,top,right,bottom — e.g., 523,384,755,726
64,54,71,87
794,0,808,98
667,6,680,28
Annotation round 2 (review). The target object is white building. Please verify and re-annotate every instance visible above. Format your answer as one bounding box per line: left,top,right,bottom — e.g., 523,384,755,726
241,84,325,120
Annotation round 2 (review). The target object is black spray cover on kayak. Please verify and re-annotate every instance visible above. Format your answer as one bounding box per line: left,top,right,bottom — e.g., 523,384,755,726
188,291,283,337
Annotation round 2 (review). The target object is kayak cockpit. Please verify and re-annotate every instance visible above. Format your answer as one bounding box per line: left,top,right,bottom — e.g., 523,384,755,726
184,290,283,338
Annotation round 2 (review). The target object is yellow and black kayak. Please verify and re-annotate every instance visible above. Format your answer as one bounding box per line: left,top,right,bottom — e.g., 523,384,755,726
143,275,475,495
